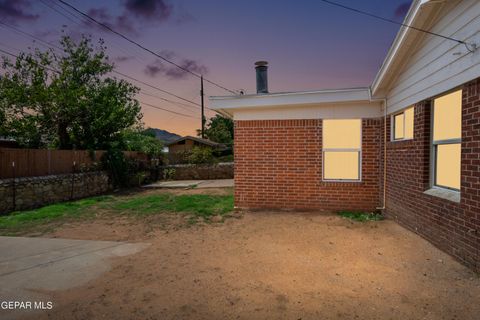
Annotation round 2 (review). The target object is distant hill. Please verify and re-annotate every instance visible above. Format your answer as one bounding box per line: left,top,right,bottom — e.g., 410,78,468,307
147,128,181,144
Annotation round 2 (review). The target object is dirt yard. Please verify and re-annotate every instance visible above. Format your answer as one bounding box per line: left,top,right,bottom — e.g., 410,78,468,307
25,188,480,320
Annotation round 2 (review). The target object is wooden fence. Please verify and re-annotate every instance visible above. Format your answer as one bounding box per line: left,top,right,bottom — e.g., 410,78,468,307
0,148,149,179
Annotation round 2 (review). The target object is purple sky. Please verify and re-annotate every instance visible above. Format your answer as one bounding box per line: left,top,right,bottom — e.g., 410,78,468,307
0,0,412,135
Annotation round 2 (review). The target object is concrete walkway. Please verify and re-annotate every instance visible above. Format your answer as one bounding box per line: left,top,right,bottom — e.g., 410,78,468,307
144,179,234,189
0,236,148,319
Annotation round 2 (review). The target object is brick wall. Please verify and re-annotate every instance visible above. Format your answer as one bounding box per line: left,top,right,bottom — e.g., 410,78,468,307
234,118,382,211
385,78,480,272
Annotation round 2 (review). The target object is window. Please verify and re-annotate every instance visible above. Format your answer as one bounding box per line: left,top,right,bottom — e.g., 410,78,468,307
432,90,462,190
393,106,414,140
323,119,361,181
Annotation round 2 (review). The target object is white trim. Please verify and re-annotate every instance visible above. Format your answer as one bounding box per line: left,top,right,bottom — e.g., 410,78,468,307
371,0,432,95
391,106,415,141
321,119,363,182
232,102,383,121
209,88,371,111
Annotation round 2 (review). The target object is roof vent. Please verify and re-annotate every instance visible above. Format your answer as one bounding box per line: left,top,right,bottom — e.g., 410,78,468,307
255,61,268,94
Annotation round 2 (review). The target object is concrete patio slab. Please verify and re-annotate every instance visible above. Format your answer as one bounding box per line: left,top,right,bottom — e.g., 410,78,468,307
144,179,234,189
0,236,148,320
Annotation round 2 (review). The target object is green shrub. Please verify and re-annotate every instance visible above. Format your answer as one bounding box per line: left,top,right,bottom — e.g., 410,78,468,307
163,168,176,180
101,148,129,187
186,147,215,164
338,211,384,222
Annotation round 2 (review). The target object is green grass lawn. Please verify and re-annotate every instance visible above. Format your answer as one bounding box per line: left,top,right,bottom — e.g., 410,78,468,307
0,192,234,235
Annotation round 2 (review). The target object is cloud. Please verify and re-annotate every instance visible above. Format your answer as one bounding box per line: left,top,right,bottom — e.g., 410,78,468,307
144,56,208,80
87,7,136,34
125,0,173,21
85,0,183,36
0,0,39,24
394,2,411,19
115,55,134,63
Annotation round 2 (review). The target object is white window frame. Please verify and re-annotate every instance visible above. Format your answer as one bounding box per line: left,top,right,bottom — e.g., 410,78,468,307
391,107,414,141
322,119,362,182
430,90,462,192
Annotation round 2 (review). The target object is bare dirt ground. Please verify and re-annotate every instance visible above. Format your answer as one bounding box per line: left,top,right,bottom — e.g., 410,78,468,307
26,188,480,320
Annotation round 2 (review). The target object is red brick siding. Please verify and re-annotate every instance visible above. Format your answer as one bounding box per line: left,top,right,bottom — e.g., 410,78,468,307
234,118,382,211
385,78,480,272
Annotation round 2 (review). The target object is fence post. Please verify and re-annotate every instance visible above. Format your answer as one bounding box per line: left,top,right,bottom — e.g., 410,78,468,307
12,161,16,211
70,161,76,200
48,149,51,175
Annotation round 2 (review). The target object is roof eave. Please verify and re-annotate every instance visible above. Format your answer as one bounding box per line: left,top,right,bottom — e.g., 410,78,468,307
209,87,372,111
371,0,432,96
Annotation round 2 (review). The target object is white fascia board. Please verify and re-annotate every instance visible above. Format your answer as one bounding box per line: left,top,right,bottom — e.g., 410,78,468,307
371,0,430,95
209,88,371,111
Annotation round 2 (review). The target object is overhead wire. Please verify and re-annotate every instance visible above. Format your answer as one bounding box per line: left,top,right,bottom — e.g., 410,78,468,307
0,20,203,109
0,46,199,119
317,0,477,53
56,0,238,94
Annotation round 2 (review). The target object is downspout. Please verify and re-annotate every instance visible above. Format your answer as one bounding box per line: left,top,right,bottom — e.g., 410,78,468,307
368,88,387,211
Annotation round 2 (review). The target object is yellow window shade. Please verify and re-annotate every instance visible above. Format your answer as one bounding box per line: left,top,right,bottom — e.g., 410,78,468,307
324,151,359,180
404,107,414,139
433,90,462,141
436,143,461,190
323,119,361,149
394,113,404,140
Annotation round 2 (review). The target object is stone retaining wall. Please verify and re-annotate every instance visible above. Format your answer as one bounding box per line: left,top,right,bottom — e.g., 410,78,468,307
0,171,110,214
162,163,234,180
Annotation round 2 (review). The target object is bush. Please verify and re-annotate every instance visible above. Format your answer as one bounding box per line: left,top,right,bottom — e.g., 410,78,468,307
101,148,129,187
186,147,215,165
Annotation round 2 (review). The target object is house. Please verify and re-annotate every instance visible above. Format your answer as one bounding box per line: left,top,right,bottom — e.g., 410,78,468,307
210,0,480,272
166,136,227,153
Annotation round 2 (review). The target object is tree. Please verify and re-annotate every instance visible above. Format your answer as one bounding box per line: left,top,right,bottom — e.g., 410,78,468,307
121,128,164,157
199,115,233,146
0,34,142,149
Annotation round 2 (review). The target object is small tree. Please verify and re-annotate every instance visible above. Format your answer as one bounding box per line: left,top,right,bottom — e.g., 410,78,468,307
198,115,233,146
0,34,142,149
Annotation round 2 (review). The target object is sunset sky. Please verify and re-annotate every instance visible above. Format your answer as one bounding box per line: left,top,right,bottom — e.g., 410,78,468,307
0,0,412,136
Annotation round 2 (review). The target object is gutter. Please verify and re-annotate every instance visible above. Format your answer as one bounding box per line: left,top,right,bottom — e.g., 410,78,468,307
368,88,387,211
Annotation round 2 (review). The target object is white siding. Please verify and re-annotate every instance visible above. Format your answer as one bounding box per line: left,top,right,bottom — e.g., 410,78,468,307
386,0,480,114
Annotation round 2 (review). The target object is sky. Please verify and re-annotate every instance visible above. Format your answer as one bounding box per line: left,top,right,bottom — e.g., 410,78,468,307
0,0,412,136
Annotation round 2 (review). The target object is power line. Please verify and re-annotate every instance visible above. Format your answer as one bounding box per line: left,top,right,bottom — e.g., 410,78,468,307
0,48,17,58
56,0,238,94
139,91,198,111
0,20,202,109
0,46,198,119
140,101,200,119
39,0,203,109
317,0,476,52
0,21,61,50
39,0,82,26
39,0,153,68
113,70,200,107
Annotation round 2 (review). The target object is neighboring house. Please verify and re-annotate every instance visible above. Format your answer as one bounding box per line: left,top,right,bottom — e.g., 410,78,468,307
166,136,226,153
210,0,480,272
